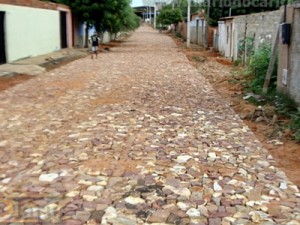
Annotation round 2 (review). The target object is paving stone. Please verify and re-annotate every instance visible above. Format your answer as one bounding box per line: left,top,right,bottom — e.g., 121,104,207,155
166,213,182,224
90,210,105,223
147,209,170,223
39,173,59,182
75,211,91,222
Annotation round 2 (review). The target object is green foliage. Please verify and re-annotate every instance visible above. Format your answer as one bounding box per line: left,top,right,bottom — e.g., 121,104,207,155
175,32,182,38
192,55,206,62
170,0,202,18
291,118,300,142
156,0,207,27
274,92,300,142
237,36,254,61
157,7,182,26
244,44,277,94
233,59,242,66
274,92,298,116
94,0,139,34
53,0,139,34
230,41,300,142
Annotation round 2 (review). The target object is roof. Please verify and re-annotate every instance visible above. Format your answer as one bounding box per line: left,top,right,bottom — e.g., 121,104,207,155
219,16,234,21
0,0,70,10
191,10,206,19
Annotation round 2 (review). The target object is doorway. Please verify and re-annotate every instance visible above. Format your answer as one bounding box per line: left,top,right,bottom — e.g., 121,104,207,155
0,11,6,64
60,11,67,49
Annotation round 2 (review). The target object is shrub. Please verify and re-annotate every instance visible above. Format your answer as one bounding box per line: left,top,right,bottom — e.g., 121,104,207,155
246,44,277,94
274,92,300,142
236,44,300,142
290,115,300,142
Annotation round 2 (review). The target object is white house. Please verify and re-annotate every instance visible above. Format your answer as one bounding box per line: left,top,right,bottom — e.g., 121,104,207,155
0,0,72,64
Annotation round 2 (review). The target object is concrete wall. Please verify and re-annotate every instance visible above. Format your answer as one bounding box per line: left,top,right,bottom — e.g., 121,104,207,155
176,22,187,40
190,18,206,46
1,4,60,62
218,10,281,61
278,4,300,105
233,10,280,61
1,2,72,63
177,18,207,46
218,19,233,59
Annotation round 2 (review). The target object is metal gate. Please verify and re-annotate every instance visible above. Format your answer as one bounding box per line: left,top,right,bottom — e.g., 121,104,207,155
0,11,6,64
60,11,67,49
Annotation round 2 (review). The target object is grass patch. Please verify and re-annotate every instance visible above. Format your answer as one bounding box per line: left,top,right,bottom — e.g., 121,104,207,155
192,55,206,62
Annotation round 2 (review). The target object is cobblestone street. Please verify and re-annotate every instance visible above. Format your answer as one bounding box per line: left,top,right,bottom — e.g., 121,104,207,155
0,26,300,225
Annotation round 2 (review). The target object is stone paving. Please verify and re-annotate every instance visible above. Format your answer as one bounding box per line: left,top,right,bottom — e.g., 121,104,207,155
0,26,300,225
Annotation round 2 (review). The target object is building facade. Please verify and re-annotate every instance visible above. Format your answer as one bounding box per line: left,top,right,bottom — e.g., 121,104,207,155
0,0,72,64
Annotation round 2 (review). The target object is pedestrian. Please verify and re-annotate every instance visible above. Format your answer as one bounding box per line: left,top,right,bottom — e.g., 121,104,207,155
89,32,101,59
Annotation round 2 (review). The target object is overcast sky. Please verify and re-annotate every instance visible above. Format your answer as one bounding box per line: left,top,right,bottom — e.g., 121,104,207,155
131,0,172,7
131,0,144,7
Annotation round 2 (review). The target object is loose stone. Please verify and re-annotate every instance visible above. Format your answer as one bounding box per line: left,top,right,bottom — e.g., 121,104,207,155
39,173,59,182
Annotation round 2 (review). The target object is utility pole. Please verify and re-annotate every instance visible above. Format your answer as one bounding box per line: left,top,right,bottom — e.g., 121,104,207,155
149,5,152,24
187,0,191,48
205,0,210,49
147,6,149,22
154,3,157,28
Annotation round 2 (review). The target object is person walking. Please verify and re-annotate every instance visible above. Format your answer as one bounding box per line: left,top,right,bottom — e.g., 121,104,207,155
89,32,101,59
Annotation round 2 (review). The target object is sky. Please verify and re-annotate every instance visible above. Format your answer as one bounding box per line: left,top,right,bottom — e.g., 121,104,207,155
131,0,144,7
131,0,173,7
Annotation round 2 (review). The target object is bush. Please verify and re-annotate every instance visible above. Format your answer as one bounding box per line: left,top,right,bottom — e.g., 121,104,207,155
290,115,300,142
245,44,277,94
274,91,298,116
236,44,300,142
233,59,242,66
274,92,300,142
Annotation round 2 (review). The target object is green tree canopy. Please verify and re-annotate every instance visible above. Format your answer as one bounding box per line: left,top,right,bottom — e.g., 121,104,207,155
157,6,182,26
158,0,287,26
50,0,139,33
92,0,140,34
171,0,202,18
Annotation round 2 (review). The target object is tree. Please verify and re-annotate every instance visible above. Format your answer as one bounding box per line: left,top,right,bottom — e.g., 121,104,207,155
157,6,182,29
50,0,139,46
172,0,201,18
92,0,139,35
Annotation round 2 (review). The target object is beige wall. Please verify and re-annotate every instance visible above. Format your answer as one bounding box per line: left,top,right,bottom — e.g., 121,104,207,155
218,11,281,61
232,10,281,61
1,4,60,62
278,4,300,105
190,18,206,46
218,19,234,59
176,22,187,40
177,20,207,46
1,3,72,63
